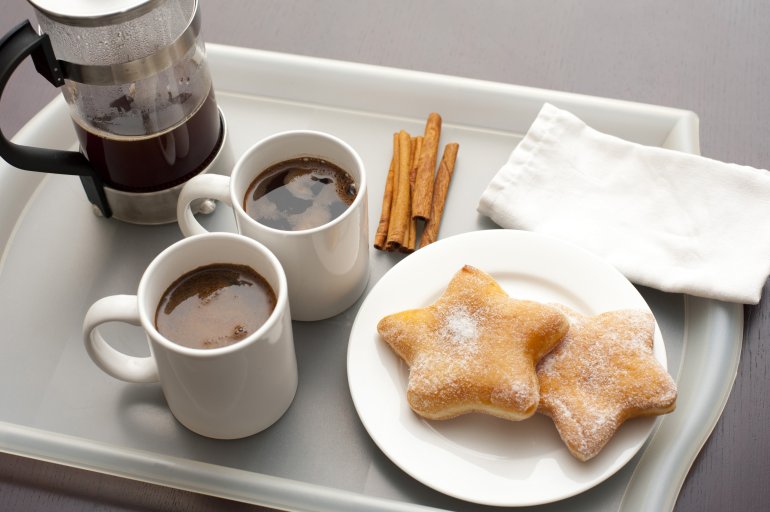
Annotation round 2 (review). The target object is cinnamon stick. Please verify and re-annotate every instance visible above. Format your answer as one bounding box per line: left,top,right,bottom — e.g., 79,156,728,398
386,130,413,249
401,136,422,253
401,207,415,253
412,113,442,221
385,133,402,250
409,136,423,186
373,133,398,250
419,142,459,248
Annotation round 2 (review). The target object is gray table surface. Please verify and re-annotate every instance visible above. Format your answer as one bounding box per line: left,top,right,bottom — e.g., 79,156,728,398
1,1,768,511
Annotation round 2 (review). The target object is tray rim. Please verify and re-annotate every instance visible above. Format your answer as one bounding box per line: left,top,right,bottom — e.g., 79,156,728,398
0,43,742,512
205,44,702,153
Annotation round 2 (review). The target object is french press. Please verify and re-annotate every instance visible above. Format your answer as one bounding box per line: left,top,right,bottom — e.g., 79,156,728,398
0,0,232,224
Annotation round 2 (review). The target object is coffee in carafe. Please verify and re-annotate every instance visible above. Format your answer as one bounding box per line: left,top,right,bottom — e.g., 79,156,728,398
0,0,233,224
72,86,222,193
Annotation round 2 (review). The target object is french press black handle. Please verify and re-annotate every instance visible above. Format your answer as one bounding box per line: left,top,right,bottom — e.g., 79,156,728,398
0,20,111,218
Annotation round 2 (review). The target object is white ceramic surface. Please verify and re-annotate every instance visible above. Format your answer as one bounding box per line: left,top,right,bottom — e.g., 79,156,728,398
347,229,668,506
177,130,370,322
82,233,298,439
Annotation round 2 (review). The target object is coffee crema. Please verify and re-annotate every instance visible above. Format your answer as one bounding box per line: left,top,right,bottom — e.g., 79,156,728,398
155,263,276,350
243,157,357,231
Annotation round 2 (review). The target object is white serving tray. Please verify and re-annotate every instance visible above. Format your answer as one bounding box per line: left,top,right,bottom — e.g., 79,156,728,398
0,44,743,512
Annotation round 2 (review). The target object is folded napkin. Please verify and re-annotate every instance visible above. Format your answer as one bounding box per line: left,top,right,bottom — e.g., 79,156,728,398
478,103,770,304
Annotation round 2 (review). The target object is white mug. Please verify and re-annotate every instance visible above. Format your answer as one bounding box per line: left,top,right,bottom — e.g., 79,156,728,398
177,130,370,321
82,233,298,439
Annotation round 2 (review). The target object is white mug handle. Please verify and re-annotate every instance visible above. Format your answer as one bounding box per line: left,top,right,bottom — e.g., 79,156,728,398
177,174,232,236
82,295,159,383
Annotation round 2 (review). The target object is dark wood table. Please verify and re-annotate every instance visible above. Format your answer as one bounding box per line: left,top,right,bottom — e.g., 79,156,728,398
2,1,768,510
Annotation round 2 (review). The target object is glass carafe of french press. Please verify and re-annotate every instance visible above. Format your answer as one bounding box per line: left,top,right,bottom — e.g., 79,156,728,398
0,0,232,224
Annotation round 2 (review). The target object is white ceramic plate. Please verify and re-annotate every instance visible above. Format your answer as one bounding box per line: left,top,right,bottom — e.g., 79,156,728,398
347,229,667,506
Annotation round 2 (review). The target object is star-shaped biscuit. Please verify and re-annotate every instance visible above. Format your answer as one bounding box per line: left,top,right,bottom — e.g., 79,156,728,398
377,265,569,421
537,306,677,461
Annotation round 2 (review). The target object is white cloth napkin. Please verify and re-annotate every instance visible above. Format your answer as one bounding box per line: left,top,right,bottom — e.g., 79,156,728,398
478,103,770,304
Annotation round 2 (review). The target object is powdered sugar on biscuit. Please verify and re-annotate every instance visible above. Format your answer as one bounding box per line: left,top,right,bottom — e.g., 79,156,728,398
537,307,677,461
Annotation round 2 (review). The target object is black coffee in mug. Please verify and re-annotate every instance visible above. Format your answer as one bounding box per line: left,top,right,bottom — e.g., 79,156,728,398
155,263,276,349
243,157,357,231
